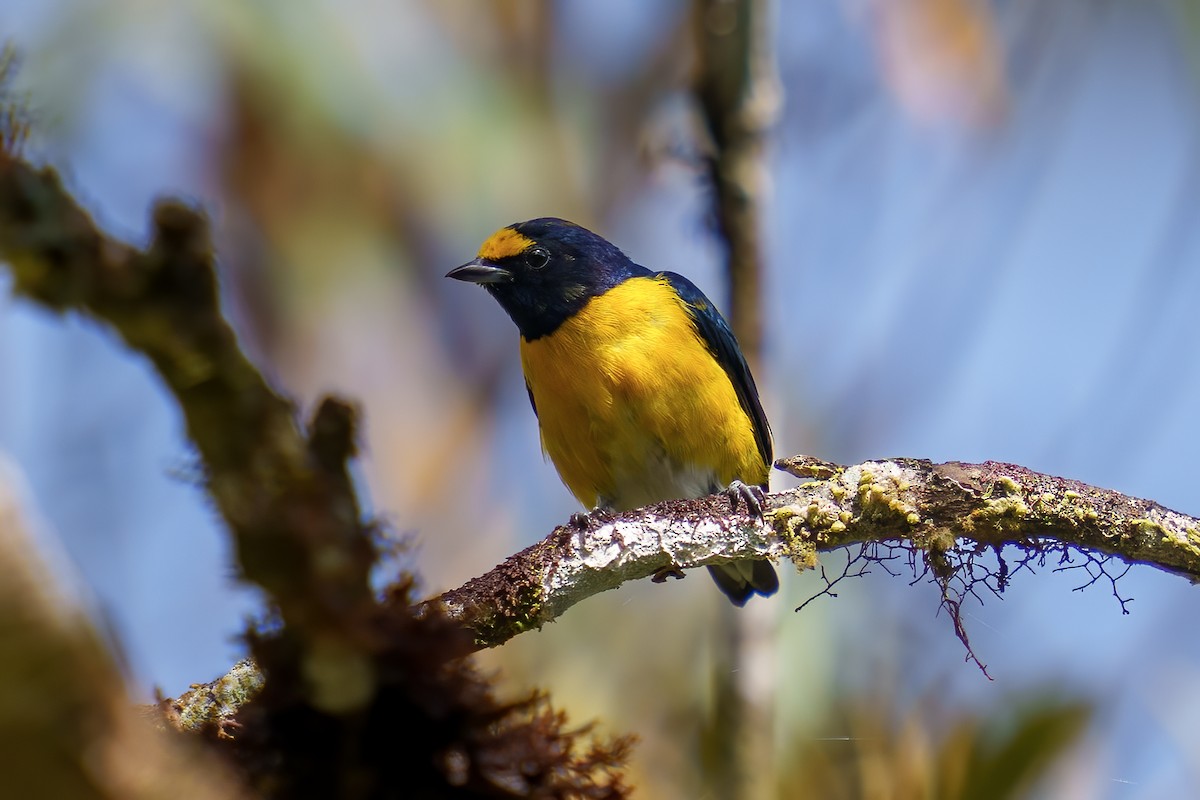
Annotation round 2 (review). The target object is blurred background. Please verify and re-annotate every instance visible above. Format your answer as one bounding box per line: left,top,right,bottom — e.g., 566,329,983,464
2,0,1199,796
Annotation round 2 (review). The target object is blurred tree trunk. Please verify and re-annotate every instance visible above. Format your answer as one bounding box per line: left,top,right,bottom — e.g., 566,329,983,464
0,463,245,800
693,1,783,798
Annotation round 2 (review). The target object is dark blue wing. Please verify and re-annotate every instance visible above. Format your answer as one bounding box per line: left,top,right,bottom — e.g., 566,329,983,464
659,271,772,475
525,379,538,418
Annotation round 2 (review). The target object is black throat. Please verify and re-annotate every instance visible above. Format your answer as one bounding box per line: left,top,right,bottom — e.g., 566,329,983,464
487,278,610,341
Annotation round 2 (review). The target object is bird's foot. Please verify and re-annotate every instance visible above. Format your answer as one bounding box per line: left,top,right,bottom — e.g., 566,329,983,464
725,480,766,519
569,506,615,530
651,564,687,583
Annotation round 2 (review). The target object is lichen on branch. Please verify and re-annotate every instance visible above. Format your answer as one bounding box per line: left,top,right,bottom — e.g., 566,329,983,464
433,456,1200,649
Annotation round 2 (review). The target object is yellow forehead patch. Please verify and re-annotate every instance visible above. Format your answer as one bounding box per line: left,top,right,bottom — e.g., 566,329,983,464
477,227,534,261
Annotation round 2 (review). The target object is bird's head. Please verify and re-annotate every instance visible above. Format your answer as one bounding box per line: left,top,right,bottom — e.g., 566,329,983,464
447,218,643,340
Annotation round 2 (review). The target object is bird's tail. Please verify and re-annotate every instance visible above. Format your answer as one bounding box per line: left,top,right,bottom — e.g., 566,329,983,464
707,560,779,606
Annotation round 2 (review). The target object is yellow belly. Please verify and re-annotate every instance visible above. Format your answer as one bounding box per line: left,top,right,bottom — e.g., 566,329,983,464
519,276,767,511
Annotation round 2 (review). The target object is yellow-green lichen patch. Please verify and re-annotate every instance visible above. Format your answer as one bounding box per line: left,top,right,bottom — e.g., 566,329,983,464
1122,516,1199,565
1128,517,1167,540
992,475,1021,497
768,504,804,544
1033,492,1056,512
911,524,956,555
800,462,839,480
917,526,959,581
774,455,845,480
804,500,846,540
1180,527,1200,563
1043,488,1103,531
768,504,821,570
777,501,835,541
962,492,1030,538
855,471,921,527
789,537,819,572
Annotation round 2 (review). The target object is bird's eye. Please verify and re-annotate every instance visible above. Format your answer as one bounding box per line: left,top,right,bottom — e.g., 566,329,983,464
527,247,550,269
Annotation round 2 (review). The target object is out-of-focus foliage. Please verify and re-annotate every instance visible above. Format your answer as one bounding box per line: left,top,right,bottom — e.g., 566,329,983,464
865,0,1008,129
779,691,1091,800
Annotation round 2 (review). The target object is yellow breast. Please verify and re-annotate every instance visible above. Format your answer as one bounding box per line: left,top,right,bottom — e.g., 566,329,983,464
519,276,767,511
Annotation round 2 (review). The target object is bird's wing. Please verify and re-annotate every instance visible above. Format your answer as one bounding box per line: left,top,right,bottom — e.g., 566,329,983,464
659,271,772,473
525,379,538,418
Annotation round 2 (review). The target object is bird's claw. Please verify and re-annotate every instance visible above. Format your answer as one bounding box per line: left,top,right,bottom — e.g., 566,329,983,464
570,506,614,530
726,480,766,519
651,565,687,583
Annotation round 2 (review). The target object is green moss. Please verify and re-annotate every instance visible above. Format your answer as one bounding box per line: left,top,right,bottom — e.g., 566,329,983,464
768,504,800,529
1128,517,1166,538
475,588,544,646
468,569,547,647
963,494,1029,536
1186,526,1200,555
993,475,1021,496
1033,492,1056,512
1181,528,1200,562
911,524,955,554
768,504,821,569
855,473,920,526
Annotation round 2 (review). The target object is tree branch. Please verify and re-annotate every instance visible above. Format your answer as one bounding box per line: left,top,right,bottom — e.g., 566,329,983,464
0,153,377,712
432,455,1200,648
0,462,246,799
693,0,782,366
0,148,637,796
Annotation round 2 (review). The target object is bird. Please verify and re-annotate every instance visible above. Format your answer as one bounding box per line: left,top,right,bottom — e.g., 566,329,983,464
447,217,778,606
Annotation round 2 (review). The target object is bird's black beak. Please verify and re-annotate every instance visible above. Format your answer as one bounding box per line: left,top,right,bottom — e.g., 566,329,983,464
446,258,513,285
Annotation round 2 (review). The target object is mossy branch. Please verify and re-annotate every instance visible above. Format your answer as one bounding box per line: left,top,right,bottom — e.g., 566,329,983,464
0,153,377,710
0,149,636,795
432,455,1200,648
